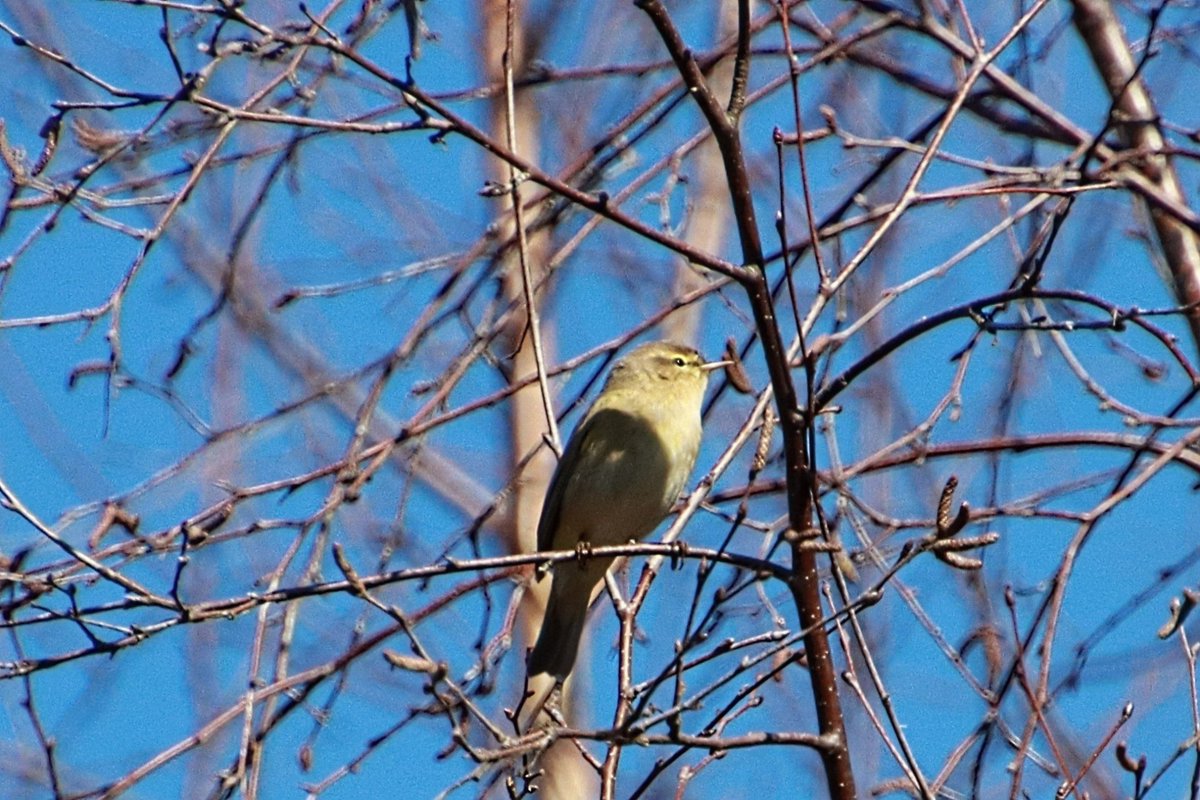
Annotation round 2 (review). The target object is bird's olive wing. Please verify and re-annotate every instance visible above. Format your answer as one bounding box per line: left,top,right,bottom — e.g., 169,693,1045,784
536,411,600,554
536,406,667,553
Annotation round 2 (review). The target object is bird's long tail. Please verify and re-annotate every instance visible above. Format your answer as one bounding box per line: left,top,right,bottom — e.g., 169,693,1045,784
527,562,609,680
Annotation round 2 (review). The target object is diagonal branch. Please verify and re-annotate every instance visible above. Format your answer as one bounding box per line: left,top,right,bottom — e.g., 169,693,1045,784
1070,0,1200,355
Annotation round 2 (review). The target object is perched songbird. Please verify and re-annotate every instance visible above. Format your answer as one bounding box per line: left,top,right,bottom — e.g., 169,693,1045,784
527,341,722,682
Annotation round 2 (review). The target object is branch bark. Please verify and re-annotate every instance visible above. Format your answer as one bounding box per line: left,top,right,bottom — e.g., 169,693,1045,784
636,1,855,796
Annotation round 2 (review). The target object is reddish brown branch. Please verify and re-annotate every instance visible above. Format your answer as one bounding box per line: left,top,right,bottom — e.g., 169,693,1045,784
634,1,855,796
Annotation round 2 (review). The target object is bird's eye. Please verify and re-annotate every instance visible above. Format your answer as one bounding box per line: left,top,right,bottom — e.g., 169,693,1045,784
673,357,686,367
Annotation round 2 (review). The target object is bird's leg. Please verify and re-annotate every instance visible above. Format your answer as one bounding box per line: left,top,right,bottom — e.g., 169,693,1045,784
669,539,690,570
573,539,594,564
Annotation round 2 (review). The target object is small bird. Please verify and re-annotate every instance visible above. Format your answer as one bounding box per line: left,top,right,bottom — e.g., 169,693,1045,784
527,340,722,682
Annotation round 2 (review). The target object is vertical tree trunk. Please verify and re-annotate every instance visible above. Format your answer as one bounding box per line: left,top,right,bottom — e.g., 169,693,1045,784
480,1,596,795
